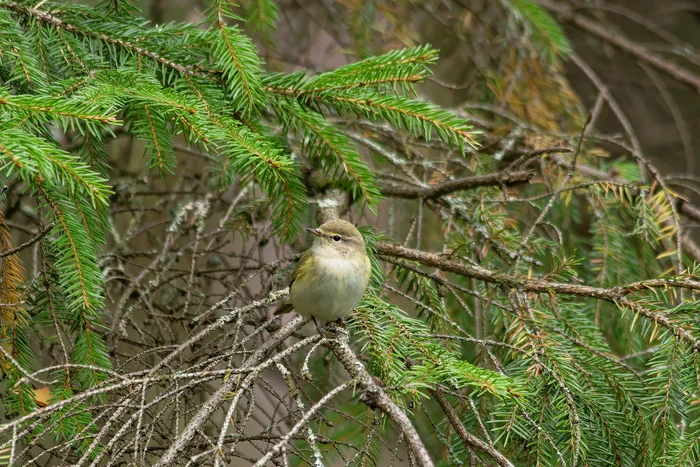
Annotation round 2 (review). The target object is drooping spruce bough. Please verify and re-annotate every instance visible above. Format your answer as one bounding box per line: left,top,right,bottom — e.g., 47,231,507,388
0,0,700,466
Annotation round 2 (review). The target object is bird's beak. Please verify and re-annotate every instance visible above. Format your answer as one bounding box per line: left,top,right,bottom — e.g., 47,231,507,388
305,227,322,237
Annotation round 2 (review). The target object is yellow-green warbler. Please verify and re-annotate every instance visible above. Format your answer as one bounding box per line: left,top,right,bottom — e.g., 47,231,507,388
274,219,371,322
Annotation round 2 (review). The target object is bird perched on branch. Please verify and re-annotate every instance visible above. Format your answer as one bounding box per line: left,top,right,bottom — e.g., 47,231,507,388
274,219,371,323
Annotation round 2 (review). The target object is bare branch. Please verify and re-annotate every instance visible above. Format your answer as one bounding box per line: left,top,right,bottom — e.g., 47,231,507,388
380,170,536,199
323,322,435,467
433,389,514,467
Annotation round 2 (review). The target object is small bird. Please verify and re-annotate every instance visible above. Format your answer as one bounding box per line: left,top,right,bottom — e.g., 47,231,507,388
274,219,371,322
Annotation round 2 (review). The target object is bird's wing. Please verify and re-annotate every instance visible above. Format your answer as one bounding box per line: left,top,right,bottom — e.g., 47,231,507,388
272,303,294,316
272,249,312,315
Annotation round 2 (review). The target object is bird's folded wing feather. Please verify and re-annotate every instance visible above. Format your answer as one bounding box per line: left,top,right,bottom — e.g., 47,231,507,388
272,303,294,316
273,249,312,315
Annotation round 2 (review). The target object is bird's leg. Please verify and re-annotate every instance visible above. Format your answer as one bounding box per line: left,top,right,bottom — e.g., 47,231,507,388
312,317,323,334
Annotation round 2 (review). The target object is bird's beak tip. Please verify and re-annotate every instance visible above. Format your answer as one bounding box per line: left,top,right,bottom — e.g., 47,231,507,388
305,227,322,237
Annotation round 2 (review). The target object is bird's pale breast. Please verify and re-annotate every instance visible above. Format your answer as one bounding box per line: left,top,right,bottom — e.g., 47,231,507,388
290,248,370,321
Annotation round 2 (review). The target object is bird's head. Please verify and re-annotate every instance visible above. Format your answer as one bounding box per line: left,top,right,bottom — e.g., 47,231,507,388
306,219,366,257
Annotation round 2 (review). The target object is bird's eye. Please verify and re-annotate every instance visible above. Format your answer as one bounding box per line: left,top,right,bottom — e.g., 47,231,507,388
332,235,341,242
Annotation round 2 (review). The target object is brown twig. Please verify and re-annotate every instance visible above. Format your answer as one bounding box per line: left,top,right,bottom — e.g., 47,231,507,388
379,170,536,199
0,221,54,258
433,389,514,467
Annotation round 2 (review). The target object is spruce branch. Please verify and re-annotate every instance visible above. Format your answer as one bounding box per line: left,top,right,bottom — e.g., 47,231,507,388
310,92,479,151
242,0,279,34
274,97,382,211
300,45,438,95
265,85,479,151
0,1,214,80
375,242,700,346
210,20,265,114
